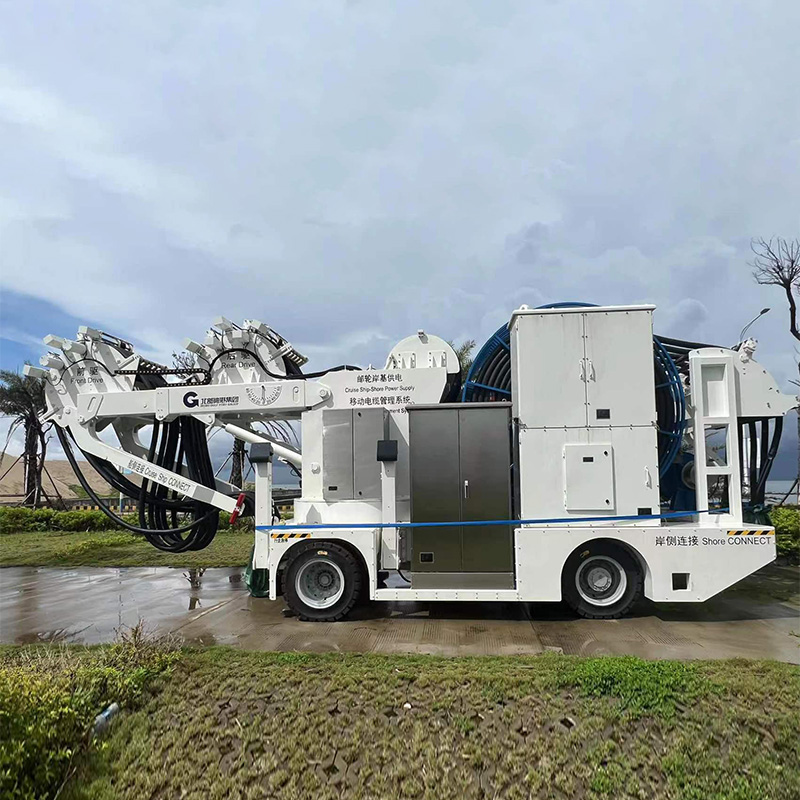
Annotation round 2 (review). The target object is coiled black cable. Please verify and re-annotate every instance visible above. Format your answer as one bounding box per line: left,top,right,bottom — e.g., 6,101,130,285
56,417,219,553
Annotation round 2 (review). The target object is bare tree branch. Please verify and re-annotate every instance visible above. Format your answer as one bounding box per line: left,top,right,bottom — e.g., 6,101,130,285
750,236,800,341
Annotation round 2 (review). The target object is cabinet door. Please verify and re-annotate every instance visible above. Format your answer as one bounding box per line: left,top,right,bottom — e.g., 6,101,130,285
409,409,462,572
459,408,512,572
322,410,353,500
511,312,587,427
583,310,656,427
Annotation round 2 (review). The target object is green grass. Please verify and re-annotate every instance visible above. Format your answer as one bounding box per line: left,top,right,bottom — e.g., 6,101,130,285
0,528,253,568
53,650,800,800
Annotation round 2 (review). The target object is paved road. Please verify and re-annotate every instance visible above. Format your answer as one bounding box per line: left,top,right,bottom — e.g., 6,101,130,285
1,565,798,661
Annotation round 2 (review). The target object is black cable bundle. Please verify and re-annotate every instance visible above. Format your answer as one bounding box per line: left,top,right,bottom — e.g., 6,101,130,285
738,417,784,507
57,421,220,552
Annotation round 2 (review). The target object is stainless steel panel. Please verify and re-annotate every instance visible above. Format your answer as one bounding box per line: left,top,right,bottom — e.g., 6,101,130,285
322,410,353,501
409,408,461,572
411,572,515,590
459,407,513,572
353,408,384,501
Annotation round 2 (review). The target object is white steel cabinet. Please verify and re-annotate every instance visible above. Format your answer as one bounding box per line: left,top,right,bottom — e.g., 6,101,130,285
583,310,656,428
511,306,656,430
511,305,660,523
511,312,586,428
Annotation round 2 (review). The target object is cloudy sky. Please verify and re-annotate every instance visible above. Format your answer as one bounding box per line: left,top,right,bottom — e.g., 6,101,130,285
1,0,798,475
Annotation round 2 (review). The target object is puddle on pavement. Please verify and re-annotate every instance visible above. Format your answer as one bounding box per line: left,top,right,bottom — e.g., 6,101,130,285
1,564,797,660
0,566,246,645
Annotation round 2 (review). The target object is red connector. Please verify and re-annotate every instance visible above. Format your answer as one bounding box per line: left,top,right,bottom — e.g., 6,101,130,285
229,492,246,525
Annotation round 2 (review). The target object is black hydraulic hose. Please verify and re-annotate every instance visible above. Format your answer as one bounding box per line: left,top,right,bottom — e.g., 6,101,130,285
752,417,783,504
206,347,289,381
298,364,362,379
747,420,758,502
759,419,769,501
146,421,186,545
56,426,219,536
206,346,361,382
138,420,184,550
737,422,745,492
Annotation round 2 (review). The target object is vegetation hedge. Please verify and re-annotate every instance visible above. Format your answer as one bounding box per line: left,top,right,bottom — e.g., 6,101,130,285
771,505,800,563
0,507,254,535
0,626,177,800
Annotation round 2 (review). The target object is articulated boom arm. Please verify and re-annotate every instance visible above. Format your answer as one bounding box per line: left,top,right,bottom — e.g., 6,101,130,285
24,318,459,552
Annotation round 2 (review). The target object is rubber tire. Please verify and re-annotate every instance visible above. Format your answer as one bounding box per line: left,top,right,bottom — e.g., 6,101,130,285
562,542,643,619
284,541,363,621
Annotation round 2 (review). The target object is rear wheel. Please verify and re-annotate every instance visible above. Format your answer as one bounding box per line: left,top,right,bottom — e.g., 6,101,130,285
284,542,363,621
562,542,642,619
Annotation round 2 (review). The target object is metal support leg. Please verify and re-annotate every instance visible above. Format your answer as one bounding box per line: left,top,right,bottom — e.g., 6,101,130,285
252,446,273,569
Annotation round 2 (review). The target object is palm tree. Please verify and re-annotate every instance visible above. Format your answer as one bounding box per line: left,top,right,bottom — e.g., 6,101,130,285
0,369,47,506
451,339,477,377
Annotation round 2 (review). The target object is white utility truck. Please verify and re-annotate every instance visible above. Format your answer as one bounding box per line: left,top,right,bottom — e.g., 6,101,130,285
26,304,796,620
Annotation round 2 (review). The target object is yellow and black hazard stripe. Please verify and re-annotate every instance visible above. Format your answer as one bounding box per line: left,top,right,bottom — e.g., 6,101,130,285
271,532,312,540
726,529,774,537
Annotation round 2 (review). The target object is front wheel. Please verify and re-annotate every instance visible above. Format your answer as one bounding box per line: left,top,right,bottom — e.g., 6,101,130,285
562,543,642,619
284,542,363,621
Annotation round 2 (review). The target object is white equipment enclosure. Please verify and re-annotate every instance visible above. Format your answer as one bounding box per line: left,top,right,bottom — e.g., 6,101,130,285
27,304,797,620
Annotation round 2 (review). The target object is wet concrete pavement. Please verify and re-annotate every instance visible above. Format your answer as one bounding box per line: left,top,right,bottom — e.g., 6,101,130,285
1,565,798,662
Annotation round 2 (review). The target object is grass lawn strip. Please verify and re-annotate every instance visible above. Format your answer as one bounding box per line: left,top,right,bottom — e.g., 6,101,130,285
62,651,800,800
0,529,252,568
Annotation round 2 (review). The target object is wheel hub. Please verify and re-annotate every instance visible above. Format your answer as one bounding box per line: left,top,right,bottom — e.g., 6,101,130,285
295,557,345,609
586,566,613,592
576,555,627,607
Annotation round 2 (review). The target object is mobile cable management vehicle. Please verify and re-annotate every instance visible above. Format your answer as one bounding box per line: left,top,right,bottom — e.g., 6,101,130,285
26,303,797,620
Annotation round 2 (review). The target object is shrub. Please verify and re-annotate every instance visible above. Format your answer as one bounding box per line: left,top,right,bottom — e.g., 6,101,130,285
217,514,254,533
0,508,122,534
0,506,248,535
0,507,36,534
28,509,56,532
0,625,178,800
771,505,799,564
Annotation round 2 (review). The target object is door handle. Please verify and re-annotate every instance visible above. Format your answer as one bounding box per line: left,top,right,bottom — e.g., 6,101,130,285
463,479,469,499
587,359,596,381
579,359,586,381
